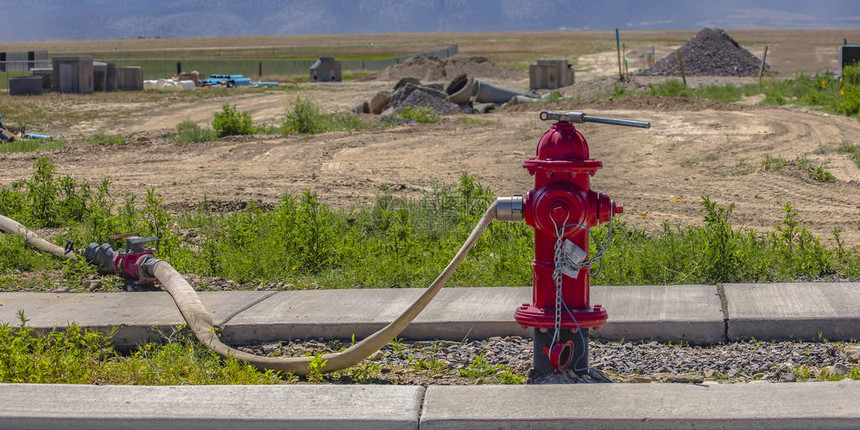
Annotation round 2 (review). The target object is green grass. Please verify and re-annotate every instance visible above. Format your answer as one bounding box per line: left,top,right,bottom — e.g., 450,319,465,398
0,316,283,384
457,355,525,384
0,138,66,153
85,133,127,146
599,64,860,122
399,106,440,124
2,158,860,292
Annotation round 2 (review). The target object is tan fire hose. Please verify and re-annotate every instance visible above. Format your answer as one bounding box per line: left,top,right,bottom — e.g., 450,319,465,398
0,202,498,376
0,215,76,261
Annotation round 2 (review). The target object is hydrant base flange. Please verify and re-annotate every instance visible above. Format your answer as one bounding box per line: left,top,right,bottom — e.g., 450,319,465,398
515,303,607,329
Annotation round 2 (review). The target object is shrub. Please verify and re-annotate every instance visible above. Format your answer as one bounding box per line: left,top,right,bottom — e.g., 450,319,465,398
809,164,836,182
212,104,254,137
839,85,860,117
842,63,860,87
283,96,322,134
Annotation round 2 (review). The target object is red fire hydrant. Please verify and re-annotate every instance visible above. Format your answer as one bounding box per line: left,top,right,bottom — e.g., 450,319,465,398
500,111,649,376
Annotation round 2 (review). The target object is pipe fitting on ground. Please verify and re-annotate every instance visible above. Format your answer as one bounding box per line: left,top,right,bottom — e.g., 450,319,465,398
83,242,117,274
543,340,575,371
137,255,163,279
495,196,524,221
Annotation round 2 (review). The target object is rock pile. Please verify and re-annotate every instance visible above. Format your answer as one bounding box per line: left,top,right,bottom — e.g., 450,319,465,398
354,77,459,120
354,73,545,121
639,28,767,77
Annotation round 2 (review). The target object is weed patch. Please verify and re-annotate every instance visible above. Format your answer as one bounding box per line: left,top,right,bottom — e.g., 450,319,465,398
399,106,440,124
2,159,859,291
86,133,127,146
836,140,860,169
0,318,281,384
282,96,370,134
761,154,837,182
599,64,860,122
457,355,525,384
174,120,217,143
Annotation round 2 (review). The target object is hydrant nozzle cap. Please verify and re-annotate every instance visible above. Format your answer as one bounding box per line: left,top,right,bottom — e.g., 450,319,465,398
495,196,524,221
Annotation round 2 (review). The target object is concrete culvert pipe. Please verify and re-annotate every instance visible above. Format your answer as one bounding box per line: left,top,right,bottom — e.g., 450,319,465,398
446,74,476,104
472,79,527,104
0,202,500,376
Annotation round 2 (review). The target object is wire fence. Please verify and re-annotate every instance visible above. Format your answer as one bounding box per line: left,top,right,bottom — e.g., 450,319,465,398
0,44,458,90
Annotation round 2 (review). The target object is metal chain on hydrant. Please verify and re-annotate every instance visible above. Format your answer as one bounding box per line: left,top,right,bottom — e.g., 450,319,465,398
548,217,615,354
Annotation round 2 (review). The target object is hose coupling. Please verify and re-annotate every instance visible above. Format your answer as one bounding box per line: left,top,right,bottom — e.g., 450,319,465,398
137,255,163,279
496,195,524,221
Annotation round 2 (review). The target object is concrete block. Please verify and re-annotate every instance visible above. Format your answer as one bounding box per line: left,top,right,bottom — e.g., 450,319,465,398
591,284,725,344
3,51,28,72
725,282,860,341
30,68,53,90
529,58,574,90
8,76,43,96
105,63,117,91
310,57,341,82
840,45,860,72
0,384,423,430
52,56,93,94
0,291,275,347
117,66,143,91
421,381,860,429
93,61,107,91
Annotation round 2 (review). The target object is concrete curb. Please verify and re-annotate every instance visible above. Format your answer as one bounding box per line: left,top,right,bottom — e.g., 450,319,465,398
420,381,860,429
725,282,860,341
0,384,424,430
0,283,858,345
1,381,858,429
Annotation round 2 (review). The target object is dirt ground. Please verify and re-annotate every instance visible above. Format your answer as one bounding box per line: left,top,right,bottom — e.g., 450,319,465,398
2,33,860,247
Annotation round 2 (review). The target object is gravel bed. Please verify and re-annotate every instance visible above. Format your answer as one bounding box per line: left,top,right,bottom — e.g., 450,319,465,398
241,337,860,385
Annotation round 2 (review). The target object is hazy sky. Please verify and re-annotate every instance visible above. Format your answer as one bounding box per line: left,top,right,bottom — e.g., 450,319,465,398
0,0,858,41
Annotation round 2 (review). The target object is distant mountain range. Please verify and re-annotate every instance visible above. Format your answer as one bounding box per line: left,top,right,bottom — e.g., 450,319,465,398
1,0,859,41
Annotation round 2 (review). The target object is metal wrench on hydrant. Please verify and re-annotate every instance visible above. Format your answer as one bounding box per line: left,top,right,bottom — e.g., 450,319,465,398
496,111,649,375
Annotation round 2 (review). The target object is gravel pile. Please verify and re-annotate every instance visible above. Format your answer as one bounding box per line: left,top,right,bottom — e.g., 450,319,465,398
639,28,767,77
241,336,860,385
385,83,459,116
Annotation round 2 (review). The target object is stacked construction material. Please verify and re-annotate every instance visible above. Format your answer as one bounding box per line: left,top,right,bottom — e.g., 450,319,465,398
639,28,767,76
200,74,278,87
